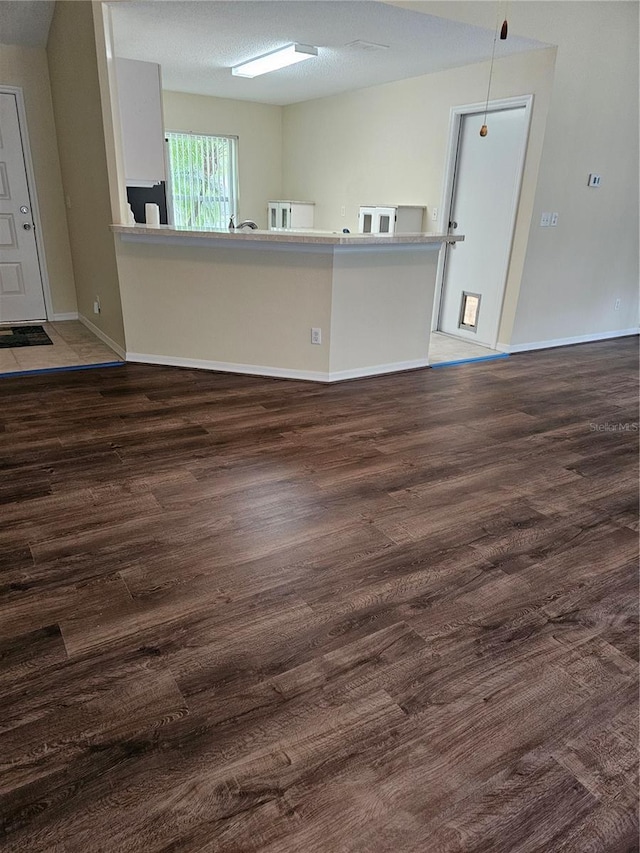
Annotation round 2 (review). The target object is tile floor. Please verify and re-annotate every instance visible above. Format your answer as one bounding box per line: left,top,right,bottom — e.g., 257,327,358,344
428,330,501,365
0,321,123,375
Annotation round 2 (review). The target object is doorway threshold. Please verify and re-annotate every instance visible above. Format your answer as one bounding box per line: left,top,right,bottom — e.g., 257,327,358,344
430,352,509,368
428,330,503,366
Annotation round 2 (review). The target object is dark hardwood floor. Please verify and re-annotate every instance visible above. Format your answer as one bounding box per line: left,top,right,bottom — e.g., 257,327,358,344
0,337,638,853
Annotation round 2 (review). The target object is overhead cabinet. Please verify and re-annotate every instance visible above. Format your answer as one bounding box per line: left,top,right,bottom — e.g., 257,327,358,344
268,200,315,231
116,58,166,186
358,205,425,235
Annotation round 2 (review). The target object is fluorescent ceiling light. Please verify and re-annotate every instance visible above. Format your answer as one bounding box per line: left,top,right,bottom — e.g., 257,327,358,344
232,43,318,78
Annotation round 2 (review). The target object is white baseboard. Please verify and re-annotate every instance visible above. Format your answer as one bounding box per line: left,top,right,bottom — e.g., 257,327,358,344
51,312,79,321
327,358,430,382
126,352,431,383
127,352,330,382
78,314,126,359
496,328,639,354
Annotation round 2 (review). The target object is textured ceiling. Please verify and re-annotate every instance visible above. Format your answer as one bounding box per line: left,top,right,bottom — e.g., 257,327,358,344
0,0,55,47
109,1,548,106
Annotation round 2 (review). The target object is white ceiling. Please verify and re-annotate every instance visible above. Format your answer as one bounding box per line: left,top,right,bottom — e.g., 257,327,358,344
0,0,54,47
109,1,547,106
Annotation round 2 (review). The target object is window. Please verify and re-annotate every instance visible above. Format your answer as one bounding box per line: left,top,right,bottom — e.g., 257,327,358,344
166,132,238,229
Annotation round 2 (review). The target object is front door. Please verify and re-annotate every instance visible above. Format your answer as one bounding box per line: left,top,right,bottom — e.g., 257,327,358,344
0,92,47,322
438,105,529,348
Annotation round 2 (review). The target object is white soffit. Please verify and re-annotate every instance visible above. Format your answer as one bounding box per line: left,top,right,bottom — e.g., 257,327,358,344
109,1,549,106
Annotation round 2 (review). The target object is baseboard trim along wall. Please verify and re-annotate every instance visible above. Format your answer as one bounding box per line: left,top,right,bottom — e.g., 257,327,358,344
78,314,126,359
496,328,640,354
51,312,79,321
126,353,431,383
327,359,430,382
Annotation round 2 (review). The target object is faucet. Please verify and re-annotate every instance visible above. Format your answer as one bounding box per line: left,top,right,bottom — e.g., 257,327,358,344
236,220,258,230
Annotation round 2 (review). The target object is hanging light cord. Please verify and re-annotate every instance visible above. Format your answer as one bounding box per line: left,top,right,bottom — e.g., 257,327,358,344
482,5,501,128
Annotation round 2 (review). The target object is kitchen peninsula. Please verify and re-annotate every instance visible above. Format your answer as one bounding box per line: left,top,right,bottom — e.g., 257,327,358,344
111,226,463,382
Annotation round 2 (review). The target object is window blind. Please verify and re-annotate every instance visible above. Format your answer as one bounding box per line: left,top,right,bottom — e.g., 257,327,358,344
166,132,238,229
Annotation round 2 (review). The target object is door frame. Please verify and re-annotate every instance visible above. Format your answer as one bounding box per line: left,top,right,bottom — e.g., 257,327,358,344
432,94,534,349
0,85,53,321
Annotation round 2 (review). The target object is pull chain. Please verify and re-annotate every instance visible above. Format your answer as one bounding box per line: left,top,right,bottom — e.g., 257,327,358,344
480,2,503,137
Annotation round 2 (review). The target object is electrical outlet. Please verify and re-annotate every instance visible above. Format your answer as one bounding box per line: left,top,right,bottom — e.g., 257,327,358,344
431,207,438,221
540,212,552,227
93,296,101,315
311,327,322,345
614,298,621,311
340,206,346,217
550,212,559,226
588,174,601,187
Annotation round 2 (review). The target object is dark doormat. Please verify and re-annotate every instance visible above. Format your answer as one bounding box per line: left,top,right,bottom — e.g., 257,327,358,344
0,325,53,348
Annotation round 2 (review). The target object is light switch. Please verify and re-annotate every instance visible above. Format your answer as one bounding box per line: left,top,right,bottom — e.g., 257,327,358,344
550,212,559,226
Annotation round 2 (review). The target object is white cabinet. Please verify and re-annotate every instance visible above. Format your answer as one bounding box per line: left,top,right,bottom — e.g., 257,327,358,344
116,58,166,187
358,205,425,235
268,200,315,230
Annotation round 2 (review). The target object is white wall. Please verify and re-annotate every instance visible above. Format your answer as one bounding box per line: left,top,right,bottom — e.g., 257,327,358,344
0,42,77,316
162,91,283,230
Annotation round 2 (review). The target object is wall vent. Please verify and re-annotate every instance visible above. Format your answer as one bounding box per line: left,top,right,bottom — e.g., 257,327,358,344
345,40,390,51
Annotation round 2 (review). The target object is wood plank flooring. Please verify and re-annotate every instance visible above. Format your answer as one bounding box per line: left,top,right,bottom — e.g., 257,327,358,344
0,337,638,853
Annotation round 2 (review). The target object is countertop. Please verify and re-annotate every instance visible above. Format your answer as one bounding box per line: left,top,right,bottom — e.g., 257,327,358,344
111,224,463,246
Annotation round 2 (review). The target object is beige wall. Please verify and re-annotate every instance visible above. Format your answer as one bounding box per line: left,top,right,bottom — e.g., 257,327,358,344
282,48,556,348
114,237,440,380
162,91,283,230
394,1,639,346
47,0,125,348
94,0,638,362
282,49,556,235
0,42,76,316
330,247,438,374
508,1,639,343
117,241,333,375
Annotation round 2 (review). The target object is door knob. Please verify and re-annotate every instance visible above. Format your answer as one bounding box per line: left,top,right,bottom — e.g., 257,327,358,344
23,223,32,230
449,220,458,229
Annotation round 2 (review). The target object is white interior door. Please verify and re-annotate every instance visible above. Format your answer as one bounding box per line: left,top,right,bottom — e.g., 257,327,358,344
438,106,529,347
0,92,46,323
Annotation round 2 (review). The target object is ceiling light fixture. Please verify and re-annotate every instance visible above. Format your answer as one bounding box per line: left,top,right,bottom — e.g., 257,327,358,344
231,43,318,78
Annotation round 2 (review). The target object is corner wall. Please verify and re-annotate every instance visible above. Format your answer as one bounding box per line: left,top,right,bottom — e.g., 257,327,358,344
0,42,77,316
47,0,125,349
